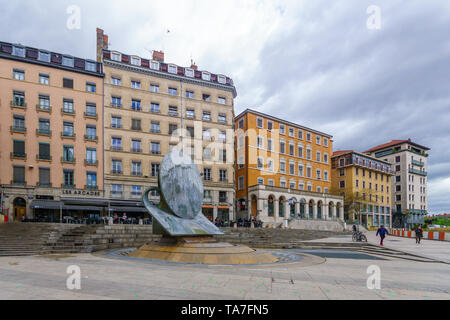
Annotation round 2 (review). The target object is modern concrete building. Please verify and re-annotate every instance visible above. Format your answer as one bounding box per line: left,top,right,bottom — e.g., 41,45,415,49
234,109,344,225
365,139,430,228
0,40,104,222
96,29,237,222
331,150,394,228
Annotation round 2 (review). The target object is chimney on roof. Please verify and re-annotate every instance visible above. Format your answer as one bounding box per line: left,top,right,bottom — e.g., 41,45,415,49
152,50,164,62
190,59,198,70
96,28,109,63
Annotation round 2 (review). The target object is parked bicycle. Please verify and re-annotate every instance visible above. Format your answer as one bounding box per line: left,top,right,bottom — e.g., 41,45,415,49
352,231,368,242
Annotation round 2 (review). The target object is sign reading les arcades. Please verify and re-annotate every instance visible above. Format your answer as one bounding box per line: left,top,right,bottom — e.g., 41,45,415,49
62,189,101,197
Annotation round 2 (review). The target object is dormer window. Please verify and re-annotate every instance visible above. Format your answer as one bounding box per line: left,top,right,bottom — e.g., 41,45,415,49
218,75,226,84
150,60,159,70
38,51,50,62
131,56,141,66
85,61,97,72
185,68,194,77
202,72,211,81
168,64,177,74
62,56,74,67
12,46,25,57
111,52,121,61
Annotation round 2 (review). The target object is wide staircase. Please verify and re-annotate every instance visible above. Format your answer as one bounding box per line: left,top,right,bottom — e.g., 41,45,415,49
0,223,160,257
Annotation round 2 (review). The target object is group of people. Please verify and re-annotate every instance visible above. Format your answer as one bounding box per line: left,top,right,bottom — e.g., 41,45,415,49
375,225,424,246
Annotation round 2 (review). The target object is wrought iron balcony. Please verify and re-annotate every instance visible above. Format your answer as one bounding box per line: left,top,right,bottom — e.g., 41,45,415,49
85,159,98,166
84,135,98,141
61,157,76,163
36,104,51,112
36,129,51,136
10,101,27,108
10,126,26,133
36,154,52,161
10,152,26,159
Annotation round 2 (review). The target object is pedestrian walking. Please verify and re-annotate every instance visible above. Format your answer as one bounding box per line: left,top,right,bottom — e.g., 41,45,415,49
415,226,423,244
376,225,389,246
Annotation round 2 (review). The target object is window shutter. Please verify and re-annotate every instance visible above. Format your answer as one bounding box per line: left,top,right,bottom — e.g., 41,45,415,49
63,78,74,88
39,168,50,185
14,166,25,183
39,143,50,157
13,141,25,156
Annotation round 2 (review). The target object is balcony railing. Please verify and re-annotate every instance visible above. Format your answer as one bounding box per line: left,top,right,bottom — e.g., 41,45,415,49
131,171,143,177
85,160,98,166
11,126,26,133
84,135,98,141
111,146,122,151
150,129,161,134
84,112,98,119
412,159,424,167
36,129,51,136
36,104,51,112
62,184,75,189
36,155,52,161
85,185,98,190
131,148,142,153
409,168,427,176
168,111,178,117
111,170,122,175
10,101,27,108
61,109,75,115
10,152,26,159
151,150,161,155
61,132,76,139
61,157,76,163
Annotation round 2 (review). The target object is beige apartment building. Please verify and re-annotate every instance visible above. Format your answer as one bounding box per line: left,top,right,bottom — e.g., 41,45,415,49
0,41,104,222
97,29,237,223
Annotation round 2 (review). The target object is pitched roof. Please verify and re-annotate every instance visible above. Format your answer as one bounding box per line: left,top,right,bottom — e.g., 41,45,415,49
364,140,410,153
332,150,353,157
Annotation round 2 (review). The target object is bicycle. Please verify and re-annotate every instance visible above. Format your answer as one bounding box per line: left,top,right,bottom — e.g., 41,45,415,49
352,231,368,242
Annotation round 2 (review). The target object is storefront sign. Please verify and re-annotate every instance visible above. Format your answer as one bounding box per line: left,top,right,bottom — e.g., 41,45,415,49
62,189,101,197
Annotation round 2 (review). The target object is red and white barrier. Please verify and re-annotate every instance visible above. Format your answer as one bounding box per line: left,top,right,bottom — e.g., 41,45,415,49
390,228,450,242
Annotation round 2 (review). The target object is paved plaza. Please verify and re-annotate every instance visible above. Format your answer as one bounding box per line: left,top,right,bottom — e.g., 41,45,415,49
0,235,449,300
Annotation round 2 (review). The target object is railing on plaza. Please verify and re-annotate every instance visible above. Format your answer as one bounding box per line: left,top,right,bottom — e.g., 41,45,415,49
21,217,152,225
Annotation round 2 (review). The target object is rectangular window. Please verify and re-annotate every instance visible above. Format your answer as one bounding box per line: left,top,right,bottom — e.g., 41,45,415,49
203,148,212,161
63,170,74,187
111,117,122,129
13,69,25,80
63,99,74,113
86,172,97,188
63,78,73,89
85,103,96,117
131,186,142,197
219,150,227,162
316,136,321,145
289,127,294,137
111,137,122,151
151,142,161,154
238,176,244,190
298,164,304,177
62,56,74,67
131,140,142,153
289,144,294,156
13,114,25,131
280,141,285,154
289,163,295,175
38,118,50,134
151,163,160,177
112,160,122,174
280,161,286,174
38,51,50,62
85,61,96,72
168,106,178,116
39,167,50,186
150,103,160,113
13,166,25,185
306,167,312,178
257,157,263,169
131,57,140,66
131,81,141,89
238,119,244,129
38,143,50,160
306,132,311,142
257,136,264,149
13,91,25,107
151,121,160,134
219,131,226,142
339,181,345,188
150,84,159,93
131,99,141,111
63,146,74,162
168,87,178,96
306,149,312,160
131,161,142,176
131,119,141,131
38,95,50,110
267,139,273,152
86,82,96,93
186,91,194,98
298,130,303,139
202,111,211,121
85,125,97,140
39,73,50,85
218,114,227,124
257,117,263,128
186,109,195,119
218,97,226,104
111,184,123,197
169,124,178,135
13,140,25,158
219,169,227,182
86,148,97,164
111,96,122,108
202,94,211,102
111,77,121,85
267,121,273,131
280,124,285,135
63,122,74,137
204,168,212,181
186,126,195,138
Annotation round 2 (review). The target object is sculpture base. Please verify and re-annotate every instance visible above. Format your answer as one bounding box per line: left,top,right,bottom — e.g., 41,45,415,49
129,236,279,265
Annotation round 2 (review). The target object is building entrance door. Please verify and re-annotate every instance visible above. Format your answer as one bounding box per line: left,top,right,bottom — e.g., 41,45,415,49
251,196,257,219
13,197,26,222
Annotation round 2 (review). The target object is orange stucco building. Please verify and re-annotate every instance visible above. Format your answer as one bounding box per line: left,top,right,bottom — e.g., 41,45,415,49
0,41,104,222
234,109,344,224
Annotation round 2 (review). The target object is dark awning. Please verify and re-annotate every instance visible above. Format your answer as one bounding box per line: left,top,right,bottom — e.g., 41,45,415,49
62,205,102,212
61,198,109,206
108,207,148,213
30,200,63,209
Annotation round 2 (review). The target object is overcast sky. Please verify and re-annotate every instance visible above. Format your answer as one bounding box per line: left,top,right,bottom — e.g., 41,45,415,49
1,0,449,213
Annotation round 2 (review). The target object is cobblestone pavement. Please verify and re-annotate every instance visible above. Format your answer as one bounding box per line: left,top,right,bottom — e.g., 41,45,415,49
0,247,449,300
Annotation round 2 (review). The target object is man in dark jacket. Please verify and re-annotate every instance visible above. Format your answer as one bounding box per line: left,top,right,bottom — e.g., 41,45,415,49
415,226,423,244
376,225,389,246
